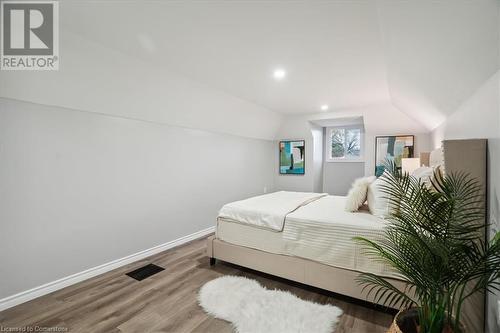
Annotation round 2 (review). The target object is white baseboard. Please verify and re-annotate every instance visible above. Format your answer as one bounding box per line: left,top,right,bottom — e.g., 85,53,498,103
0,226,215,312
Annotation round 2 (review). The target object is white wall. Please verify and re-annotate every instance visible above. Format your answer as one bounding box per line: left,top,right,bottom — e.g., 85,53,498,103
311,125,324,193
431,71,500,333
0,30,282,141
0,25,284,301
274,104,431,193
323,162,364,195
0,98,275,300
431,72,500,148
378,0,499,129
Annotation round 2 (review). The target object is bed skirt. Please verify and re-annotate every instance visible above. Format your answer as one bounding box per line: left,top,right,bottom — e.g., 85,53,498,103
207,235,407,307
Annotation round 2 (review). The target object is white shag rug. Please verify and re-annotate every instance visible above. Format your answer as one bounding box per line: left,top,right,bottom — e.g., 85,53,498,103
198,276,343,333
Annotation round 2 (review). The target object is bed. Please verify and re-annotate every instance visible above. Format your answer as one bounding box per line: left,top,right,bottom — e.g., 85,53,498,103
217,194,397,279
207,186,409,307
206,139,487,332
207,192,405,305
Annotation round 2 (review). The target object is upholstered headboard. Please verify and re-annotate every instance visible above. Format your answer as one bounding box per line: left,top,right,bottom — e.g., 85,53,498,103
442,139,487,333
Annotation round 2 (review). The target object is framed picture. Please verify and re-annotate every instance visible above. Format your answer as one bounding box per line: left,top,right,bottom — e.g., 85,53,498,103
375,135,414,177
279,140,305,175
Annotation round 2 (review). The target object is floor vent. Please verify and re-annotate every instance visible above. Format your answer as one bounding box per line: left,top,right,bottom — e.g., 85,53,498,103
126,263,165,281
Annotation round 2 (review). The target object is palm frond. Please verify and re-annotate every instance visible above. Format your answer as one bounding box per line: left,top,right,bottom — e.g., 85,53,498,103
356,272,416,309
354,165,500,333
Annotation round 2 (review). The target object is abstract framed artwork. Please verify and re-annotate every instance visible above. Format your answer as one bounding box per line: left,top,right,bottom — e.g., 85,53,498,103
375,135,414,177
279,140,305,175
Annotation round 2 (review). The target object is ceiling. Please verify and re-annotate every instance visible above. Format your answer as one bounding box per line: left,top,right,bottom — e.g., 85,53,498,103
61,0,498,129
378,0,499,129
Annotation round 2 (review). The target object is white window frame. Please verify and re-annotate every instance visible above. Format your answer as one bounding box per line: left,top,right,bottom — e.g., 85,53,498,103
325,125,365,163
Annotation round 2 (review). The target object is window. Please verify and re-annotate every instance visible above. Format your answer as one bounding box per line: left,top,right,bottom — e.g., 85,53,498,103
326,126,364,162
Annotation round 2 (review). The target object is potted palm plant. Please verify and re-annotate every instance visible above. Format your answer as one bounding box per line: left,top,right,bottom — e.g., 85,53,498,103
354,165,500,333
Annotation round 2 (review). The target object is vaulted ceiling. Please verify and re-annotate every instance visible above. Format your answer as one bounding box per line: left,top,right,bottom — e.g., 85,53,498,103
61,0,499,130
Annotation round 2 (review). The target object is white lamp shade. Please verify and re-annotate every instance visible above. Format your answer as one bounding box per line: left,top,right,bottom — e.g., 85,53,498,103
402,158,421,174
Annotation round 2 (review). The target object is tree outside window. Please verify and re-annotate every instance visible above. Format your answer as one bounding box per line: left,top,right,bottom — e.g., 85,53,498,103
328,127,363,161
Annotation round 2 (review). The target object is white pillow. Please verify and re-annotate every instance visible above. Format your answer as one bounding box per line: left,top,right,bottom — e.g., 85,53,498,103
345,176,376,212
412,166,433,186
413,165,445,188
367,176,391,218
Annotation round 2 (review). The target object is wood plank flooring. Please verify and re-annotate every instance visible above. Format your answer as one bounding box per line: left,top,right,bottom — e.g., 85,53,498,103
0,235,394,332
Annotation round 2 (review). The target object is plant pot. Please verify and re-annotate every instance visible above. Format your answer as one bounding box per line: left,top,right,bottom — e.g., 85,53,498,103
387,308,418,333
387,308,465,333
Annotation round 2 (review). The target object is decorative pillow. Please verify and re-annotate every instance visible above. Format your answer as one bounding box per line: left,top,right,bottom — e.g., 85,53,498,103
367,175,391,218
345,176,376,212
412,166,444,189
412,166,434,186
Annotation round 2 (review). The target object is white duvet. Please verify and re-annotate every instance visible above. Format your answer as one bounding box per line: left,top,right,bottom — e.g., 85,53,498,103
217,193,396,278
218,191,327,231
283,196,395,277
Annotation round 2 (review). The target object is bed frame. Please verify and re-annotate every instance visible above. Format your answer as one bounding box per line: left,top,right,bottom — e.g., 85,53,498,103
207,139,488,332
207,235,407,304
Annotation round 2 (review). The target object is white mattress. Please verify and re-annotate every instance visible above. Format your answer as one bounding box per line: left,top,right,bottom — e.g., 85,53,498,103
216,195,397,278
217,217,287,255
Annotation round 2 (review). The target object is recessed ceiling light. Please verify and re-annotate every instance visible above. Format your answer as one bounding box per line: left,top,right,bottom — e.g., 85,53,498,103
320,104,329,111
273,69,286,80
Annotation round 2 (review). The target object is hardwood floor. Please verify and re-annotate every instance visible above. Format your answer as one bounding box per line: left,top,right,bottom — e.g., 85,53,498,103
0,235,394,332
